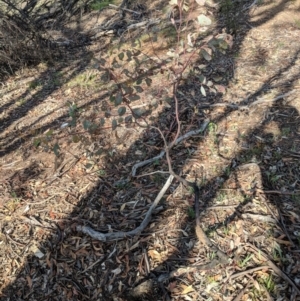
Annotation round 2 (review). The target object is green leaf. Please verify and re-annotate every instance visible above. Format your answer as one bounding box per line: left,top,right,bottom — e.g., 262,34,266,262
133,39,141,48
126,50,132,61
128,94,141,101
122,69,132,78
100,118,105,126
112,119,118,130
197,14,212,26
105,111,111,118
45,130,53,137
83,120,91,130
198,75,206,84
115,92,123,106
118,106,126,116
33,138,41,147
133,57,140,66
85,163,93,169
101,71,110,82
118,117,124,123
133,107,147,118
122,85,134,95
95,149,103,155
200,48,212,61
118,52,124,60
125,115,133,123
53,143,60,157
133,50,141,56
134,85,143,93
219,40,229,50
136,78,142,85
109,94,116,103
145,78,152,87
112,62,121,68
70,118,76,127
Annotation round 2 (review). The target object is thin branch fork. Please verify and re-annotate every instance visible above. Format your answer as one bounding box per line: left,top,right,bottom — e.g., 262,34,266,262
131,119,210,177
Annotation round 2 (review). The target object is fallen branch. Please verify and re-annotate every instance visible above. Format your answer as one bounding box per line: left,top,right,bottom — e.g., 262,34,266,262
157,259,221,282
257,188,300,196
109,3,142,15
76,175,174,241
241,213,277,224
158,83,229,263
131,119,210,177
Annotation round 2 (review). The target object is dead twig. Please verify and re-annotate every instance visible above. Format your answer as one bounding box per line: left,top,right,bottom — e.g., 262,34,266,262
131,119,210,177
241,213,277,224
157,259,221,282
108,3,142,15
257,189,300,196
76,175,174,241
247,243,300,296
230,266,270,280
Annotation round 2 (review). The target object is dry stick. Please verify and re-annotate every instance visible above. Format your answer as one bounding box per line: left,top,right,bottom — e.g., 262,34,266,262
248,90,296,108
195,90,296,111
108,3,142,15
127,19,160,30
76,175,174,242
230,266,270,280
241,213,277,224
157,259,221,283
257,189,300,196
131,119,210,177
247,243,300,296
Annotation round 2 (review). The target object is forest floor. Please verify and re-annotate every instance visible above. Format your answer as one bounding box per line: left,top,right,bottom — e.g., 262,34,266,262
1,0,300,300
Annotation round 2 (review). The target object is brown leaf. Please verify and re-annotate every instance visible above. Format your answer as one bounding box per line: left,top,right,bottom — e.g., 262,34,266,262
168,281,177,292
181,284,194,294
26,275,32,288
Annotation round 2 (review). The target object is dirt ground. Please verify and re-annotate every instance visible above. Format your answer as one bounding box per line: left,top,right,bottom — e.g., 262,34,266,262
1,0,300,300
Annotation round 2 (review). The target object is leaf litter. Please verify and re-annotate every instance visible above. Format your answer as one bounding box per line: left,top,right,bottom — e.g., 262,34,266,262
1,0,300,300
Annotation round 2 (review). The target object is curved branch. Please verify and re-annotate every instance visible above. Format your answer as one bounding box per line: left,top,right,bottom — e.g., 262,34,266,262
76,175,174,241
